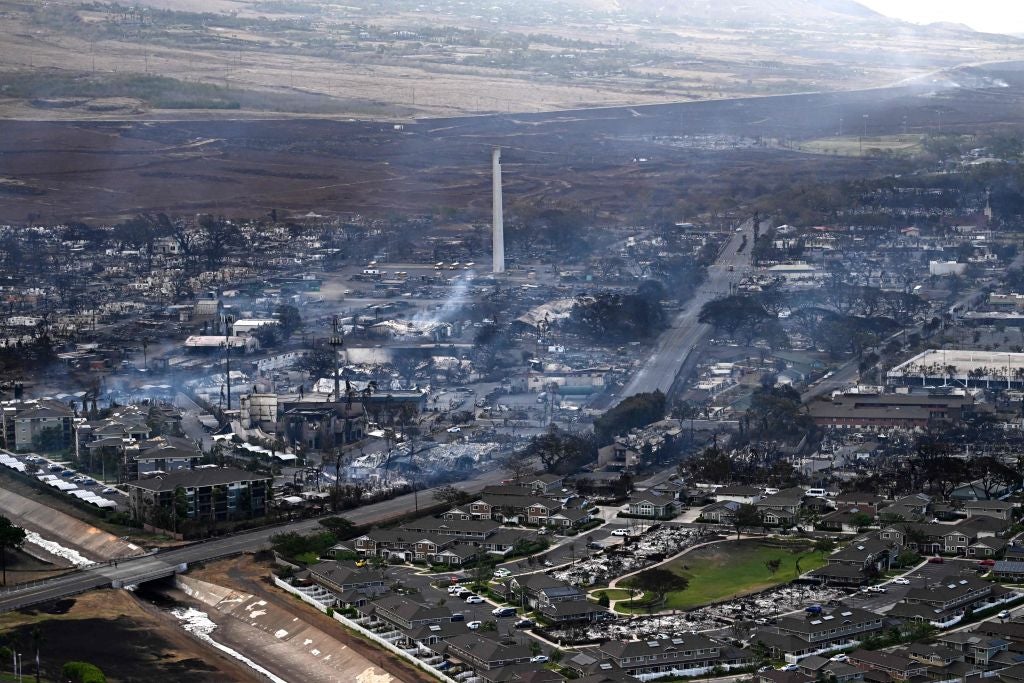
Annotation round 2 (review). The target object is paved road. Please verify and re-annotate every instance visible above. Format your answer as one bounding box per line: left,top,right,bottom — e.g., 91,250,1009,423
0,466,509,612
800,287,987,404
621,221,753,398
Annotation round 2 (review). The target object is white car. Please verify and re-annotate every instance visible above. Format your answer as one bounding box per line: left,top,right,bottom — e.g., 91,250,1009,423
530,655,549,663
493,569,511,578
610,528,631,537
830,654,849,663
999,610,1011,619
101,487,117,494
892,577,910,585
465,595,484,604
467,621,482,630
446,426,462,433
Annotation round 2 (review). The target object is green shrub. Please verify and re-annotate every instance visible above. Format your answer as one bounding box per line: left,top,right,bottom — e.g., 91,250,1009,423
62,661,107,683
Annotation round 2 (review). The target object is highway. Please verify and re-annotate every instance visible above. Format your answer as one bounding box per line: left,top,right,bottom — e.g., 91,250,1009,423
622,220,754,397
0,466,510,612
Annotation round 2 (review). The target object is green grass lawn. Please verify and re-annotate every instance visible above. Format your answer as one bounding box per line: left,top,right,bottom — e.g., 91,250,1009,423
625,540,826,611
593,589,633,601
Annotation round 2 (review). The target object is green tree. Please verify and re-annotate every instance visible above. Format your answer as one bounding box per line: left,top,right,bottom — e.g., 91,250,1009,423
319,516,357,538
593,391,666,445
276,304,302,338
0,515,27,585
764,558,782,575
627,568,690,601
733,504,764,540
61,661,106,683
814,538,836,556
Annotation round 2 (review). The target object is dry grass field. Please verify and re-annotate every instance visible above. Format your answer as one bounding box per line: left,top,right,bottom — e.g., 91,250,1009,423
1,0,1023,121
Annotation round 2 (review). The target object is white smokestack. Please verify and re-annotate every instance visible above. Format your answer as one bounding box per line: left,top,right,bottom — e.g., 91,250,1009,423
492,147,505,274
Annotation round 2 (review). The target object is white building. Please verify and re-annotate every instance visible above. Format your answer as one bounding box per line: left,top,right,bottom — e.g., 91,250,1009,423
888,349,1024,389
929,260,967,277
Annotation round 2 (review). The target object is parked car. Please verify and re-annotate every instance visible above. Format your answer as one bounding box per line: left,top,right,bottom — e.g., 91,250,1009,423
514,619,535,629
492,606,517,617
830,654,849,663
450,613,464,622
464,595,484,604
928,556,944,564
780,664,800,672
892,577,910,585
493,568,511,578
101,487,117,494
530,655,549,663
610,528,631,537
467,621,482,630
999,610,1011,619
979,559,996,567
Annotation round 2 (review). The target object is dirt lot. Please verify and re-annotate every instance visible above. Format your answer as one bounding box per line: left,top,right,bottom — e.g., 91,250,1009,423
189,555,436,683
1,548,74,586
2,62,1024,223
0,590,261,682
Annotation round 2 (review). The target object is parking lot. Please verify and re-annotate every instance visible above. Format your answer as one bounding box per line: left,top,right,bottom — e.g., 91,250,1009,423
384,565,553,652
842,559,985,612
1,449,127,512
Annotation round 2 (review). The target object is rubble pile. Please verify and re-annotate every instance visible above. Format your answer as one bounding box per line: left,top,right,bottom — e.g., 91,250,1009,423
552,526,712,586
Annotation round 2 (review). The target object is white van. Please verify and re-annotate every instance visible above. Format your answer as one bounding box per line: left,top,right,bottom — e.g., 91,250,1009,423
805,488,826,498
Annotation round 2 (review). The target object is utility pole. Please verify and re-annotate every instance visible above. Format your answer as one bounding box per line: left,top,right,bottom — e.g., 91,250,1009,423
329,315,344,402
224,314,234,415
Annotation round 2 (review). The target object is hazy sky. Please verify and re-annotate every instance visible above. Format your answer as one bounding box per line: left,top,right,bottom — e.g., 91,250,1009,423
858,0,1024,35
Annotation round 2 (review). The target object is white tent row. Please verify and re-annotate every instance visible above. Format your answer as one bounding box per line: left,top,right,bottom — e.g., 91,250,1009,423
47,480,77,491
0,456,26,472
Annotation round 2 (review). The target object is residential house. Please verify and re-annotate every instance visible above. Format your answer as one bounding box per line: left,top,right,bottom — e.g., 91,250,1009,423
879,494,931,523
754,607,885,661
131,434,203,479
700,500,739,524
890,576,993,623
935,632,1009,665
965,500,1015,521
807,536,896,586
993,561,1024,583
715,485,763,505
508,574,586,611
756,488,805,527
597,634,746,678
436,633,532,672
848,649,928,680
627,494,678,519
597,440,640,472
525,473,566,494
308,561,387,606
969,536,1008,558
819,505,877,533
468,488,563,525
360,594,452,631
650,479,686,501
